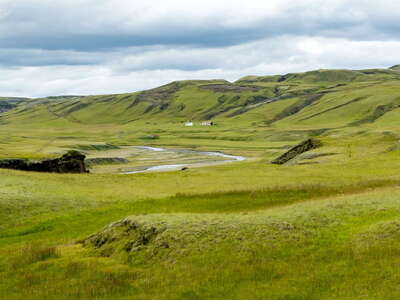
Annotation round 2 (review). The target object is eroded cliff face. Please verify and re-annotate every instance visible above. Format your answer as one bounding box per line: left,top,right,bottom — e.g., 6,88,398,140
271,139,322,165
0,151,88,173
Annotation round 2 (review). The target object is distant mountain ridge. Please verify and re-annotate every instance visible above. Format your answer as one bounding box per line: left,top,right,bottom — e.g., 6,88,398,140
2,65,400,129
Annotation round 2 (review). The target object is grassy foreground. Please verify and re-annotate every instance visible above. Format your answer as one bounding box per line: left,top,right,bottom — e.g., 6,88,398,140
1,147,400,299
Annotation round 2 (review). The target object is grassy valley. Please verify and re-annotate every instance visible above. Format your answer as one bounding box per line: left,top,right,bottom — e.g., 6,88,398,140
1,66,400,299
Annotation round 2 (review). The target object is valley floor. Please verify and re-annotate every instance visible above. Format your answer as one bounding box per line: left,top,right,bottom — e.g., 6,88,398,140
0,130,400,299
0,102,400,299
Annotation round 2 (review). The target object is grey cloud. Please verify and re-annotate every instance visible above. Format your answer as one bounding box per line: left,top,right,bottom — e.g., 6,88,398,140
1,0,400,97
1,0,399,53
0,49,107,67
1,37,400,98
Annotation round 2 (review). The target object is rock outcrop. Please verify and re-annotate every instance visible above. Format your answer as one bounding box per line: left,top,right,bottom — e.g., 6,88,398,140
0,150,88,173
271,138,322,165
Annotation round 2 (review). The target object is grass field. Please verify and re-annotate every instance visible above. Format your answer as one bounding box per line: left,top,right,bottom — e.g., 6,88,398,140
1,67,400,299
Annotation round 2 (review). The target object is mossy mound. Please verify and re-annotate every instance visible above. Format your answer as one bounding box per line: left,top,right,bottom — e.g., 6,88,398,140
81,188,397,265
81,214,305,263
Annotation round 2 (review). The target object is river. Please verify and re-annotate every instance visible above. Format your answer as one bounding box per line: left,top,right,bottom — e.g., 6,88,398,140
123,146,246,174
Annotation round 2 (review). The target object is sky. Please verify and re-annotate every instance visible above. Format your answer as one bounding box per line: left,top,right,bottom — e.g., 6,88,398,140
1,0,400,97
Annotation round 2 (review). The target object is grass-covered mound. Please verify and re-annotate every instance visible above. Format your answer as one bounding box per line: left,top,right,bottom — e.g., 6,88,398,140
82,191,400,272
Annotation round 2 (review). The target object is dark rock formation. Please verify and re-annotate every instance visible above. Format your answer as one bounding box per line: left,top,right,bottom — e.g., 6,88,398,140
0,159,30,170
0,150,88,173
271,139,322,165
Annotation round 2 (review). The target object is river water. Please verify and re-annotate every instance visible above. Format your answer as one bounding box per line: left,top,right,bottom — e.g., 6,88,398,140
123,146,246,174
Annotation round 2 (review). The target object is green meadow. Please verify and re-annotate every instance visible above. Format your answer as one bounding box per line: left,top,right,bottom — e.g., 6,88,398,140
1,67,400,299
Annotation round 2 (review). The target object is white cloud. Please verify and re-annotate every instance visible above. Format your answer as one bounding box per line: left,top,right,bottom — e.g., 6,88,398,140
1,36,400,98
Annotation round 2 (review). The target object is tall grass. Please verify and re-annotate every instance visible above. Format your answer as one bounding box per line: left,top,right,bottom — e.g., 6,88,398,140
9,242,59,268
124,179,399,213
2,186,400,299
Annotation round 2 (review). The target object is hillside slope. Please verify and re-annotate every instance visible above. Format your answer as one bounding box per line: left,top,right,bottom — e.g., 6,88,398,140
0,97,30,113
3,66,400,130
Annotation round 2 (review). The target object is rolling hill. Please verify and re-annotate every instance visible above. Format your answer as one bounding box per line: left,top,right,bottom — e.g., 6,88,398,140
3,66,400,131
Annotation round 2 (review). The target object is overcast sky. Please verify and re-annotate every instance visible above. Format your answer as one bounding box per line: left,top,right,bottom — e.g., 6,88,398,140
1,0,400,97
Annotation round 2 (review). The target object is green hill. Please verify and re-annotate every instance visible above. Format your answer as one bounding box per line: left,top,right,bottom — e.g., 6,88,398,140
3,66,400,130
